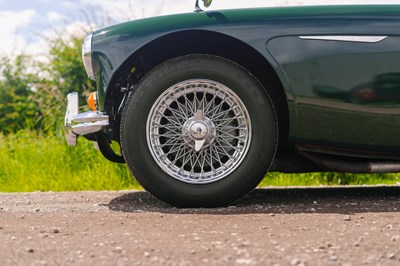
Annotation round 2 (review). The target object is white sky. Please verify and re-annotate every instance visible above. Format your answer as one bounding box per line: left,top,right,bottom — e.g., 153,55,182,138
0,0,398,56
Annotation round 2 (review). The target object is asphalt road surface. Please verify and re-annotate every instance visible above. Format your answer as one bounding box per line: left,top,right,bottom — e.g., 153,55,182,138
1,186,400,265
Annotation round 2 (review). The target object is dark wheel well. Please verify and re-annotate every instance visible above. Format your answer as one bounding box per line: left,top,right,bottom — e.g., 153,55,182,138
106,30,289,146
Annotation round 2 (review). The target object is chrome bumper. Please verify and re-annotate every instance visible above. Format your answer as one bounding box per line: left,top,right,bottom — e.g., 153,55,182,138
64,92,109,146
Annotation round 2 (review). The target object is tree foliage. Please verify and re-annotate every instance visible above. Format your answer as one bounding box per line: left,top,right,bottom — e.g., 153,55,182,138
45,34,95,100
0,55,41,133
0,4,163,135
0,32,95,134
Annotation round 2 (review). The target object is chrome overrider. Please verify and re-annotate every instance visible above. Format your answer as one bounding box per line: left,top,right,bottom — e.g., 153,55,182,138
64,92,109,146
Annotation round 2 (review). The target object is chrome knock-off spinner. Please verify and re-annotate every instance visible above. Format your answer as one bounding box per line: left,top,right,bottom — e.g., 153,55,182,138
182,110,217,151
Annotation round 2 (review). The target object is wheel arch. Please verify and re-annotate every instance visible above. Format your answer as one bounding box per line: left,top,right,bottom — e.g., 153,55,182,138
106,29,289,145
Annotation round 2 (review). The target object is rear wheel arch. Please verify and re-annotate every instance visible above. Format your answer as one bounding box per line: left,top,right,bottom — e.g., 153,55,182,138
104,30,289,144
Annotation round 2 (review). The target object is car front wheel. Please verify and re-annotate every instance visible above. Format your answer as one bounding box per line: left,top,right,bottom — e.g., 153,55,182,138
121,55,277,207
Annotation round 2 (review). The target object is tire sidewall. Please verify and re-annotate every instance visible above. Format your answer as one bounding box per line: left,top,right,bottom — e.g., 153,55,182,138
121,55,277,207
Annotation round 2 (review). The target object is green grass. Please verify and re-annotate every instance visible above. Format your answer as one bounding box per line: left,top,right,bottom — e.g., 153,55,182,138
0,130,139,192
260,172,399,187
0,130,399,192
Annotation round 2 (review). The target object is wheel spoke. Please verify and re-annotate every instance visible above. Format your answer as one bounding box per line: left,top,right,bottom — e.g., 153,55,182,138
218,130,246,141
161,102,187,121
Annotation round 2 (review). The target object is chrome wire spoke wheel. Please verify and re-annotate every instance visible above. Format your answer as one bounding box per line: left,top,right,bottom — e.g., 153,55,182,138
122,55,277,207
147,79,252,184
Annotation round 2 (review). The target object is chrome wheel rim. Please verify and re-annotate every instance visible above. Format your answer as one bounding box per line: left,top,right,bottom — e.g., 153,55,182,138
147,79,251,184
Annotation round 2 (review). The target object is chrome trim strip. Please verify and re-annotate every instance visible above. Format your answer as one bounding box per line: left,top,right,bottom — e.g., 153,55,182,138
299,36,388,43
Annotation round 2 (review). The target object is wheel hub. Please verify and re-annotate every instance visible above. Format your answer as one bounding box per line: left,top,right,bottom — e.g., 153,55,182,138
189,121,208,140
182,115,216,149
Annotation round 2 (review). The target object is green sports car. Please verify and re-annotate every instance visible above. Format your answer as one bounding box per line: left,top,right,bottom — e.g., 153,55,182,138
65,1,400,207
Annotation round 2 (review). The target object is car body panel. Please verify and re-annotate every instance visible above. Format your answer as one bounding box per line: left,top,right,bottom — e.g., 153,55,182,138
89,5,400,155
267,36,400,153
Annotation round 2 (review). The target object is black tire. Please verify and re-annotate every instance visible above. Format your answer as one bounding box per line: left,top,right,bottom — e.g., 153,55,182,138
121,55,277,207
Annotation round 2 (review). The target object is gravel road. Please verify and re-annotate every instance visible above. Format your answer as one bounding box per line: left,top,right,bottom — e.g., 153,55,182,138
1,186,400,265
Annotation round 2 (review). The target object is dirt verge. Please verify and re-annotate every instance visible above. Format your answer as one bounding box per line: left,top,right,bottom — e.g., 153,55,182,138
1,186,400,265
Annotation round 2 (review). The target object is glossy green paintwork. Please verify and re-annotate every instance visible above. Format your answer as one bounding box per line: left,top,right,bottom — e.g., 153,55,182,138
90,5,400,154
267,36,400,153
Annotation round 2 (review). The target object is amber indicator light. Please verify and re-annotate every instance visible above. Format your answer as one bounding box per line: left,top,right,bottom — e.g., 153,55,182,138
87,92,97,111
